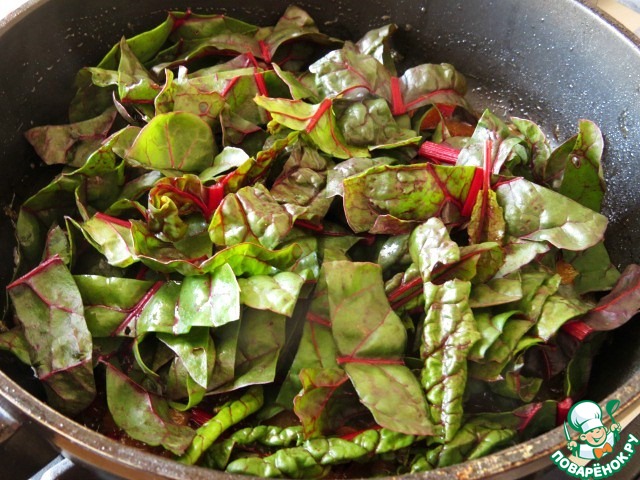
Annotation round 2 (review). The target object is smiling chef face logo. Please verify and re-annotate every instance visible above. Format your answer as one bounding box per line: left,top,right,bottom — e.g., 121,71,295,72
566,400,621,460
550,399,639,479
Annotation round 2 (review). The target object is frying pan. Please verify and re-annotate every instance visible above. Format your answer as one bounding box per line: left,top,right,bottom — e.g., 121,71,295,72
1,0,639,478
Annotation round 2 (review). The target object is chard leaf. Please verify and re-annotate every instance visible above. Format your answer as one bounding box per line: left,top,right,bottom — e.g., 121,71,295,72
69,15,174,121
79,214,137,267
270,146,334,223
74,275,155,337
558,120,605,211
534,286,591,341
356,24,398,73
420,279,480,442
399,63,468,113
325,156,394,198
409,218,460,281
119,281,181,336
199,147,251,183
275,270,338,411
154,68,225,126
495,178,607,250
495,236,550,278
510,117,552,182
165,356,206,411
337,98,421,149
7,256,95,414
24,107,117,168
261,5,342,65
457,109,527,173
580,264,640,332
201,242,303,276
125,112,216,173
88,38,160,104
324,261,433,436
175,264,240,334
214,309,286,393
309,45,392,100
563,242,620,294
223,130,300,193
238,272,305,316
343,164,477,234
209,321,241,390
416,415,517,470
0,329,32,365
253,96,369,159
272,63,320,101
209,184,293,249
293,367,359,438
158,327,215,388
105,361,195,455
468,188,506,245
469,277,523,308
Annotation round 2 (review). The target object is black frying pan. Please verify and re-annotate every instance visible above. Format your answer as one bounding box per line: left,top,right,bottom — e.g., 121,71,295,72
0,0,639,478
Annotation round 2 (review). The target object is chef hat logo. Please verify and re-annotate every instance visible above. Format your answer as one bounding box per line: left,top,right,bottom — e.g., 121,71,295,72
568,400,605,434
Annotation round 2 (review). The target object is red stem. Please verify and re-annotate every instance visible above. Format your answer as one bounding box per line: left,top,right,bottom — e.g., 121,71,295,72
306,98,332,133
561,320,594,341
387,276,423,303
7,255,63,290
390,76,405,115
556,397,574,426
306,311,331,327
461,167,485,217
112,281,164,336
95,212,132,229
258,40,272,64
222,76,241,97
418,141,460,165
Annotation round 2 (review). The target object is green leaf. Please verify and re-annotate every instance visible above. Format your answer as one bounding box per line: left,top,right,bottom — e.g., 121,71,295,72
495,178,608,250
79,214,137,267
270,146,334,223
69,14,174,121
105,361,195,455
293,367,360,438
88,37,160,104
0,329,32,365
74,275,155,337
209,184,293,249
457,109,527,172
562,242,620,294
337,98,421,149
158,327,215,388
24,108,117,167
324,261,433,436
343,164,477,234
356,24,398,73
309,45,392,100
178,386,263,465
175,264,240,334
125,112,216,173
238,272,305,316
399,63,468,112
213,309,286,393
534,286,591,341
409,218,460,281
419,278,480,442
154,68,225,125
7,256,95,415
558,120,605,211
254,96,369,159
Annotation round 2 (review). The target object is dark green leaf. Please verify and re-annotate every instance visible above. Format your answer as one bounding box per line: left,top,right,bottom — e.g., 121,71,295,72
105,361,195,455
7,256,95,414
